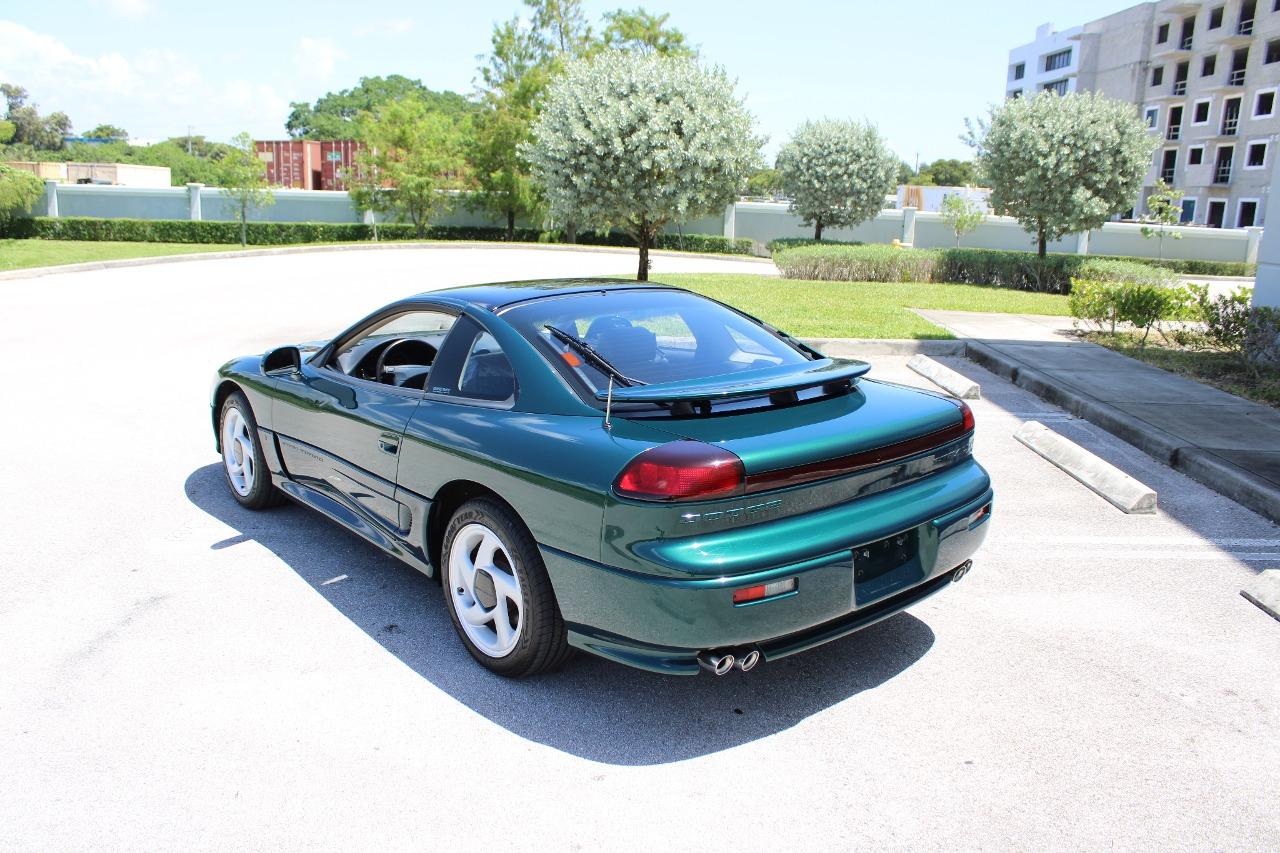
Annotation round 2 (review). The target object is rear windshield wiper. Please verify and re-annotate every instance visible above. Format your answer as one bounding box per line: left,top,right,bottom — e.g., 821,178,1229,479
544,324,646,388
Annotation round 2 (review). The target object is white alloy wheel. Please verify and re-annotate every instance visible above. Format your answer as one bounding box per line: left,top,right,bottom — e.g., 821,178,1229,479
448,522,524,657
221,406,256,497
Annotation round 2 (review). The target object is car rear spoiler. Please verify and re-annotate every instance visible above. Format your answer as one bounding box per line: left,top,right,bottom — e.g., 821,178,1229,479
594,358,871,404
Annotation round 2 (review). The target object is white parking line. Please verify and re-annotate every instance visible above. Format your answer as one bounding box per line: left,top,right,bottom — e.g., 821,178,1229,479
1001,536,1280,548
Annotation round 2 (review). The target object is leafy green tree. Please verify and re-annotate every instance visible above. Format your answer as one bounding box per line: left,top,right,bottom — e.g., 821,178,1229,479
969,91,1155,257
0,120,16,145
745,167,782,198
919,158,976,187
2,84,72,150
0,163,44,240
218,132,275,246
469,17,546,240
524,0,593,57
84,124,127,140
894,160,914,185
357,98,465,238
776,119,898,241
523,52,761,280
1140,180,1184,260
597,7,695,56
939,192,986,247
286,75,475,139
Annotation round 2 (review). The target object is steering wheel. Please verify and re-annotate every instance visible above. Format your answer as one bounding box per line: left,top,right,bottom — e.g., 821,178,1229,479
376,338,438,385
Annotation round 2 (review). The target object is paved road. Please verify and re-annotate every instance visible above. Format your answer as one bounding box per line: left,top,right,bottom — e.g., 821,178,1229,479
1,247,1277,851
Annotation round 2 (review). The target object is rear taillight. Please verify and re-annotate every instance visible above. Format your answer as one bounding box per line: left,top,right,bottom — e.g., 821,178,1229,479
614,441,745,502
958,400,975,432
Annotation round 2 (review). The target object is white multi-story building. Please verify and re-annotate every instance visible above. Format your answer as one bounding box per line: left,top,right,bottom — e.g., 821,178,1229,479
1006,1,1280,229
1005,22,1084,99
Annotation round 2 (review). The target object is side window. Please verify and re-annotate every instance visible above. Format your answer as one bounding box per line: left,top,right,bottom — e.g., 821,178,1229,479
329,309,456,386
429,316,517,403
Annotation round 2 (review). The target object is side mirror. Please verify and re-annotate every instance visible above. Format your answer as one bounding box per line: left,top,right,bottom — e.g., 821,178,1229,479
263,345,302,374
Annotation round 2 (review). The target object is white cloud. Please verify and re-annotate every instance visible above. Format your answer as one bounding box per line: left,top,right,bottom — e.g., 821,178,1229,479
94,0,152,18
353,17,413,37
293,36,346,80
0,21,290,141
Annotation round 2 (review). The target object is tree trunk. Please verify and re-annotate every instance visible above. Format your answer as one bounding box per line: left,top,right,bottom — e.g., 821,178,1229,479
636,219,651,282
506,209,516,242
240,200,247,247
372,218,379,242
1037,222,1047,258
814,218,823,241
414,212,426,239
566,222,578,244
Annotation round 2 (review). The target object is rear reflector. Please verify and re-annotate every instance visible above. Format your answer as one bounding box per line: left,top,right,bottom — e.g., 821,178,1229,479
732,577,798,604
615,441,745,502
969,504,990,525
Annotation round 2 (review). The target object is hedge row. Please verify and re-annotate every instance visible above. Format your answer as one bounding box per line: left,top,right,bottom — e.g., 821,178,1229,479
1,217,754,256
773,244,1246,293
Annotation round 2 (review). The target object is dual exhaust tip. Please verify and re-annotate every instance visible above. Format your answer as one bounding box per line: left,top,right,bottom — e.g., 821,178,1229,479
698,648,761,676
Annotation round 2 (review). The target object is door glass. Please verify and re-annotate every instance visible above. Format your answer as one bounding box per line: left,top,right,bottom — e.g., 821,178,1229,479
429,315,517,403
331,310,455,387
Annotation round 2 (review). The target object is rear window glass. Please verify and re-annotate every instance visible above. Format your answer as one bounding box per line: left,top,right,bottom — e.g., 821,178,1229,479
502,289,808,394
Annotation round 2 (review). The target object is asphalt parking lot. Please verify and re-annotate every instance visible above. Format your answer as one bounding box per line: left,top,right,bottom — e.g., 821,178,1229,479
1,246,1277,851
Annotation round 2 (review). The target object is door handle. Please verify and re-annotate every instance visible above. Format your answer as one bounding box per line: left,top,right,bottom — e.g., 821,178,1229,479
378,434,400,455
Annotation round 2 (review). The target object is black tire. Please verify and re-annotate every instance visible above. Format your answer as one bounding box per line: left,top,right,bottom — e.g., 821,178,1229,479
441,498,572,677
218,391,284,511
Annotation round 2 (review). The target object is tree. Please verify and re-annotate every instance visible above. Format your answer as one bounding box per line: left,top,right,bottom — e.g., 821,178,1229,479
919,158,976,187
357,98,465,238
523,52,761,280
895,160,914,185
1140,180,1184,260
745,167,782,198
0,120,15,145
85,124,127,140
218,132,274,246
776,119,898,241
597,8,696,56
469,17,546,241
969,91,1155,257
0,163,44,239
286,75,475,139
2,84,72,150
524,0,593,57
939,192,987,247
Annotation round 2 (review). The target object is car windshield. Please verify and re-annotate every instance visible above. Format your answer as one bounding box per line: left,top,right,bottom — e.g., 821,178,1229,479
503,288,809,394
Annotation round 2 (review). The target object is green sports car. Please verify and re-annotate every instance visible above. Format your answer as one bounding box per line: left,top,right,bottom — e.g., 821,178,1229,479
211,279,992,677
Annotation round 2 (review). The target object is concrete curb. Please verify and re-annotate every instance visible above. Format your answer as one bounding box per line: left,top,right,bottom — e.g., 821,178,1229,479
804,338,965,357
1241,570,1280,622
0,240,777,282
965,340,1280,524
907,354,980,398
1014,420,1158,514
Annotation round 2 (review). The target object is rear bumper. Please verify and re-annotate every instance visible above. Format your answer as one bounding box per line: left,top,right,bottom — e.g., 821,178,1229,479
542,468,993,675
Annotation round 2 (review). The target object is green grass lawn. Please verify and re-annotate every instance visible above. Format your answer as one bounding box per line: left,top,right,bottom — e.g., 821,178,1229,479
651,273,1070,339
0,239,233,272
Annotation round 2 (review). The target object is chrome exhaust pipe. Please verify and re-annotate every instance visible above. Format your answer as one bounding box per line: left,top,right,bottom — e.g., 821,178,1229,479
952,560,973,582
698,651,736,676
735,649,761,672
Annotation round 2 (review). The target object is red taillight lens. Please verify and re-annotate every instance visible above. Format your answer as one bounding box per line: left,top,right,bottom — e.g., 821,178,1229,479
615,441,745,502
958,400,975,432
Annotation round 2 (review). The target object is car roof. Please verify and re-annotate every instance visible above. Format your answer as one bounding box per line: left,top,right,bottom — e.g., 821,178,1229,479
411,278,675,311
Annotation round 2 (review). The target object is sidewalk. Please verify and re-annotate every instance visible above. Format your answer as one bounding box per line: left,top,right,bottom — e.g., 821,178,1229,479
914,309,1280,524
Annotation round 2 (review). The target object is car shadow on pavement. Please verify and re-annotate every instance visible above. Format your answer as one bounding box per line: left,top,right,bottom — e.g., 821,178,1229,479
185,463,936,766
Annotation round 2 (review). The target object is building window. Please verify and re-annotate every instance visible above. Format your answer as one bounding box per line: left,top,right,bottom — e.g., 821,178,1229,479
1180,198,1197,224
1202,55,1216,77
1157,23,1170,43
1159,149,1177,183
1188,145,1205,165
1238,199,1259,227
1254,88,1276,118
1209,6,1224,29
1246,140,1268,167
1042,79,1069,96
1267,40,1280,64
1013,62,1025,80
1214,146,1234,184
1207,199,1227,228
1145,106,1160,129
1044,49,1071,71
1009,88,1023,99
1152,66,1165,86
1191,98,1212,125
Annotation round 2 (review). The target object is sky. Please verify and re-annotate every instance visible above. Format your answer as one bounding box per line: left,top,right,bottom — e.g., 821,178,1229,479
2,0,1135,164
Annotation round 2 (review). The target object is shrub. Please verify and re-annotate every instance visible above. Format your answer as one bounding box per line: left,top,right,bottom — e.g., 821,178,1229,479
1246,307,1280,369
1076,257,1176,287
1198,288,1253,350
766,237,863,254
773,243,939,282
0,216,752,255
1115,283,1177,347
1091,255,1256,277
1068,279,1124,333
